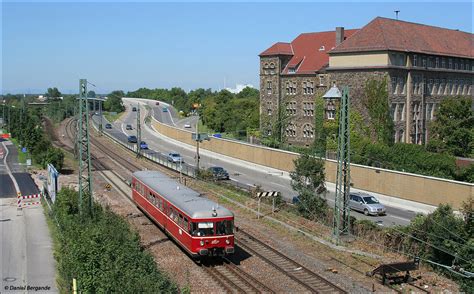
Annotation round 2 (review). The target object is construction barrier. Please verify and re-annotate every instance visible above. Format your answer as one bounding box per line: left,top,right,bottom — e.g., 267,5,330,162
17,193,41,208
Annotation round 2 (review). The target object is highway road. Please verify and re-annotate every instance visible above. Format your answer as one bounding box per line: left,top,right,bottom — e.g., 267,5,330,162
93,99,417,227
0,140,57,293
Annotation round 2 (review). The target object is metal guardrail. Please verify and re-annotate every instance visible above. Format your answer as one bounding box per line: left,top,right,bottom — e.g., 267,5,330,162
91,115,197,178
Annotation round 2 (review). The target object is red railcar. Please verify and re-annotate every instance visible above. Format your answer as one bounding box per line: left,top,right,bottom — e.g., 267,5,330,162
132,171,234,258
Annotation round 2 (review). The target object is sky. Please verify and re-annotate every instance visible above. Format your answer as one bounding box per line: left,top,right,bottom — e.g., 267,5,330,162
1,1,472,94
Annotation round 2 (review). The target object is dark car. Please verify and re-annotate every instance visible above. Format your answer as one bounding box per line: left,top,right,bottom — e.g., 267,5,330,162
207,166,230,180
292,196,300,205
126,124,133,130
127,135,138,143
155,101,160,105
132,107,137,112
105,123,112,129
140,141,148,150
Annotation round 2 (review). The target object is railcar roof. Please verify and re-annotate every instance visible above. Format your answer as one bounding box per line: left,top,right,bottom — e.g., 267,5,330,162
133,171,234,219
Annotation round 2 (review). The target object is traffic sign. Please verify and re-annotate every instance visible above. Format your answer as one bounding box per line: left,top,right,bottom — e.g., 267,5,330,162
22,147,27,153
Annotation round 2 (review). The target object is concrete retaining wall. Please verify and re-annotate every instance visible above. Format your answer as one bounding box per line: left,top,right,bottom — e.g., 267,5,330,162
152,120,473,209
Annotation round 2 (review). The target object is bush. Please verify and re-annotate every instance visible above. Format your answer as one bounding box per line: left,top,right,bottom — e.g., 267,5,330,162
51,188,177,293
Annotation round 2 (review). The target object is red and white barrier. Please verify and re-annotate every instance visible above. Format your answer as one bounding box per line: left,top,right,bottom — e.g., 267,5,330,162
17,193,41,208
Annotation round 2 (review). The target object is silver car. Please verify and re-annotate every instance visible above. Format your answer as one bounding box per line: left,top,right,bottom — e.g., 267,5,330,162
167,152,183,163
349,192,386,216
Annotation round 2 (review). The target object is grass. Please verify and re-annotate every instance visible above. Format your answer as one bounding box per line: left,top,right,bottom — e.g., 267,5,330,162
9,137,28,164
104,111,124,123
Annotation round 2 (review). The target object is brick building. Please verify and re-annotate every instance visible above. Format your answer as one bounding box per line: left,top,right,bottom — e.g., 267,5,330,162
259,17,473,146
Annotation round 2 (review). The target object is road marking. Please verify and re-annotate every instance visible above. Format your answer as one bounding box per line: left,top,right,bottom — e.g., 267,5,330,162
121,123,128,136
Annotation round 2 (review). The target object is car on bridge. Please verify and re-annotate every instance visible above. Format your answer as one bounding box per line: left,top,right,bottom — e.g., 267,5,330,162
132,107,137,112
155,101,160,105
105,123,112,129
126,124,133,130
184,123,191,128
127,135,138,143
167,152,183,163
162,107,168,112
349,192,386,216
140,141,148,150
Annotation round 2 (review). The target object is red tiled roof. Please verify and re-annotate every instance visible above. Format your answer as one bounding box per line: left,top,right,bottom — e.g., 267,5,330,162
260,30,358,74
330,17,474,58
259,42,293,56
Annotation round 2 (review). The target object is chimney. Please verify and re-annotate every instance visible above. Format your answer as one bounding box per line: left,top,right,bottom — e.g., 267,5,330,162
336,27,345,46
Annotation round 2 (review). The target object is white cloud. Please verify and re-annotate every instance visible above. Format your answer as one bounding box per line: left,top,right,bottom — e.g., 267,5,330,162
225,84,254,94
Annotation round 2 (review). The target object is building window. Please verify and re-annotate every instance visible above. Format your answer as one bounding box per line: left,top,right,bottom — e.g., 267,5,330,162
398,103,405,121
399,129,405,143
303,81,314,95
413,55,417,67
391,76,398,94
446,80,452,95
452,80,457,95
438,79,445,95
441,58,446,68
326,101,336,120
303,102,314,117
266,81,272,95
428,79,433,95
266,101,272,116
286,101,297,115
285,122,296,138
426,103,432,121
398,76,406,94
449,59,453,69
302,124,314,138
460,60,464,71
303,82,307,94
288,68,296,74
287,81,297,95
391,103,398,121
435,57,439,68
422,56,427,67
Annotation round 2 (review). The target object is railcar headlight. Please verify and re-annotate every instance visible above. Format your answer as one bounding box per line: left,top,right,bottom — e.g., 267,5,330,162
200,240,205,246
226,239,230,245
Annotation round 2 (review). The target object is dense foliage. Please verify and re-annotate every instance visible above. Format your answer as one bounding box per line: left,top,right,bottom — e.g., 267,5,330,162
427,96,473,157
45,87,62,99
51,188,178,293
127,87,259,139
104,90,126,113
385,203,474,292
3,99,64,170
362,78,394,145
290,152,328,219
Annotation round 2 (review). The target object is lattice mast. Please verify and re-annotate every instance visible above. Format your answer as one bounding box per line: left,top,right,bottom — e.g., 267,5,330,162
333,87,351,242
77,79,93,216
136,104,141,157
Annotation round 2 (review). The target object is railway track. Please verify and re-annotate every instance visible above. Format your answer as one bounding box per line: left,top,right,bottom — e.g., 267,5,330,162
202,258,274,294
62,118,278,293
63,117,352,293
236,229,347,294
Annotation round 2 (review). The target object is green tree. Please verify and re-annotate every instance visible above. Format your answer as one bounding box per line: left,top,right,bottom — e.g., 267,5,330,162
290,152,328,218
427,96,473,157
46,87,62,99
312,96,326,157
104,90,125,113
362,78,394,145
87,90,96,98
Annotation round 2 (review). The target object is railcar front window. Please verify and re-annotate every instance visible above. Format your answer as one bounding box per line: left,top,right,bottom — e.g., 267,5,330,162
192,222,214,236
216,220,233,235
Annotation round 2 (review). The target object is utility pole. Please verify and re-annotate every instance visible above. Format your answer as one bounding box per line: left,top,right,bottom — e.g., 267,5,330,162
98,99,103,136
333,86,351,243
136,104,141,157
196,114,200,172
77,79,93,216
